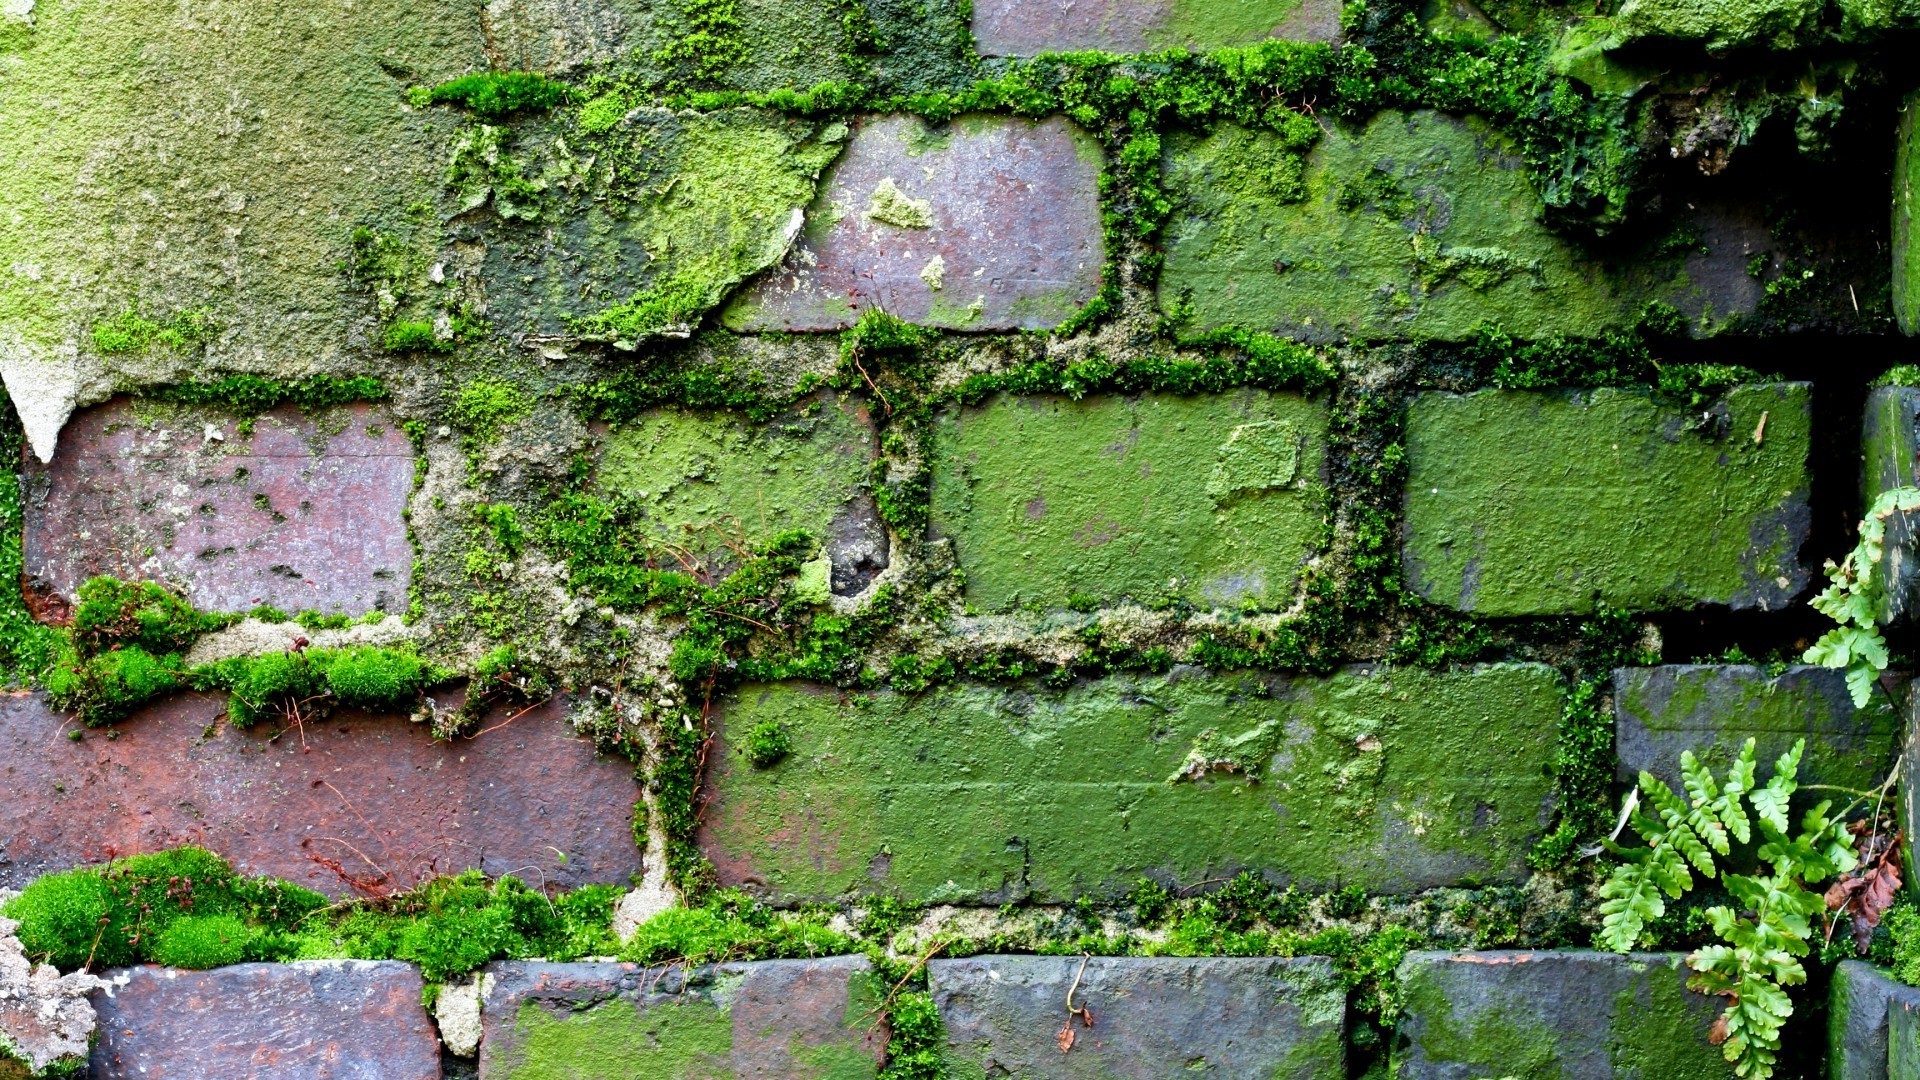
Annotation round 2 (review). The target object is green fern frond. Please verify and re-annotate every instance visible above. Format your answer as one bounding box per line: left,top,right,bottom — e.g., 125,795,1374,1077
1640,771,1717,876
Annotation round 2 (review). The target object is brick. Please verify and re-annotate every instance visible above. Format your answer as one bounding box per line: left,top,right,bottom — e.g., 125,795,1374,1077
1900,90,1920,335
1830,960,1920,1080
1403,384,1811,615
1903,690,1920,891
594,393,886,591
0,692,637,898
1893,990,1920,1080
927,390,1328,611
22,399,413,617
88,960,438,1079
1394,950,1728,1079
1615,665,1902,794
476,957,882,1078
699,664,1561,903
971,0,1341,56
1864,386,1920,621
724,114,1103,332
1159,110,1766,341
930,955,1345,1078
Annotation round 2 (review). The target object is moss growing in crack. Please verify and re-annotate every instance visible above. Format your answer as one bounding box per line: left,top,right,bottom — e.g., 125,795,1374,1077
90,308,214,355
150,373,389,414
194,645,447,727
414,71,570,119
449,378,533,452
0,408,59,684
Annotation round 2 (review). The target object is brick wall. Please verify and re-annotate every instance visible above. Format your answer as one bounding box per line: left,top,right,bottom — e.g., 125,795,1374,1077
0,0,1917,1076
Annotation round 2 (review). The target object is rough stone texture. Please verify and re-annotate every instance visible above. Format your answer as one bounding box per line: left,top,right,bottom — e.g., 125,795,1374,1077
1160,111,1767,342
971,0,1342,56
0,692,637,898
0,916,101,1074
594,393,883,583
725,114,1104,332
1904,687,1920,891
930,955,1345,1078
22,398,414,617
1830,960,1920,1080
927,390,1328,611
1892,988,1920,1080
1614,665,1903,794
476,957,883,1078
701,664,1561,903
1403,384,1812,615
1394,950,1728,1079
1865,386,1920,622
0,0,492,459
88,960,438,1079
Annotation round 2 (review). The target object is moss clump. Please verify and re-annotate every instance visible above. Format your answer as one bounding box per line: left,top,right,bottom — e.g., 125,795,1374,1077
743,720,790,767
380,320,452,353
414,71,570,118
150,373,389,413
43,578,230,725
0,408,59,684
1874,365,1920,388
89,309,213,355
449,378,533,450
196,645,445,727
618,888,848,966
2,847,325,971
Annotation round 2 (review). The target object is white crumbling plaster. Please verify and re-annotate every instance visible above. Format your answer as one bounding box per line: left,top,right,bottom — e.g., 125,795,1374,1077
433,972,492,1057
0,915,103,1073
0,331,78,462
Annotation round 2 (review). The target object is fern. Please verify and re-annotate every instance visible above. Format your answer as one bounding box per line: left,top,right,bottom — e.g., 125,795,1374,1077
1804,485,1920,706
1597,737,1859,1080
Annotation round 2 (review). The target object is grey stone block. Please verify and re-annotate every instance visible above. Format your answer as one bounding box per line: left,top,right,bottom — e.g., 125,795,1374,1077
1831,960,1920,1079
89,960,438,1079
929,954,1345,1079
1395,950,1727,1079
476,956,882,1078
1865,386,1920,622
1615,665,1902,794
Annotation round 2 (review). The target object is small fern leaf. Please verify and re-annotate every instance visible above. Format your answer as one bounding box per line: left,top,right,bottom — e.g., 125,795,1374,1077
1597,861,1664,952
1642,774,1717,876
1715,740,1757,845
1681,752,1731,855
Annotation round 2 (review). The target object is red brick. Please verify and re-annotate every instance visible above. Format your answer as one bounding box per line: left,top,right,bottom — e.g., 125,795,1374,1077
725,114,1103,332
23,398,414,618
971,0,1342,56
89,961,439,1079
0,692,638,898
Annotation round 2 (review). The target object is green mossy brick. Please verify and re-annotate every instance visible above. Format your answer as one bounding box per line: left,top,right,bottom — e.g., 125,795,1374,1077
700,664,1562,904
927,390,1329,612
1864,386,1920,621
1159,110,1752,342
1395,950,1729,1079
595,392,875,566
1614,665,1903,795
1403,383,1812,616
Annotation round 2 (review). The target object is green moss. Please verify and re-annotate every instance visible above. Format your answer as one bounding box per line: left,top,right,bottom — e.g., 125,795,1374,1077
449,378,533,449
193,645,444,727
149,913,252,969
150,374,389,413
0,408,60,684
496,998,735,1080
743,719,792,767
877,992,945,1080
620,889,850,965
89,308,214,355
416,71,570,118
380,320,452,353
70,577,226,657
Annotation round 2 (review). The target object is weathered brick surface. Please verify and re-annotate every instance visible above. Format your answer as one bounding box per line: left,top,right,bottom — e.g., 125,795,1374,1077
700,665,1561,903
971,0,1342,56
1830,961,1920,1080
1865,386,1920,621
1892,991,1920,1080
89,960,438,1079
23,399,414,617
725,114,1103,332
1615,665,1902,793
1403,384,1812,615
927,390,1328,611
930,955,1345,1078
594,393,886,591
1395,951,1727,1079
1900,90,1920,335
476,957,882,1078
1160,110,1767,341
0,692,637,897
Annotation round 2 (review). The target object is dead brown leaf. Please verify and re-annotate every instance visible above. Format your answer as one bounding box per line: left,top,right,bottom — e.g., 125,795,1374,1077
1708,1013,1730,1046
1827,829,1902,953
1057,1021,1076,1054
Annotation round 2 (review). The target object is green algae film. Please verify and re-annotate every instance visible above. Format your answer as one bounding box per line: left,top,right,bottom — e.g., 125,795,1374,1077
1403,384,1811,616
596,393,874,564
699,665,1561,904
1159,111,1744,341
928,390,1329,612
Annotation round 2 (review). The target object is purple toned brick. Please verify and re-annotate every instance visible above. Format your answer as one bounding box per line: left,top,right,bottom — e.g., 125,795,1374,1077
89,961,439,1079
971,0,1342,57
476,957,883,1077
23,398,414,618
0,692,638,898
724,114,1103,332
